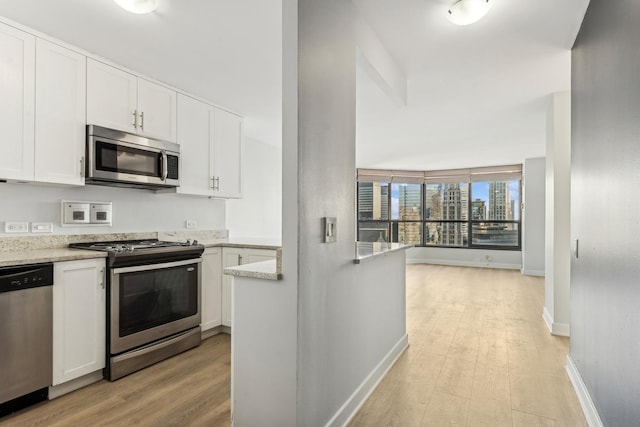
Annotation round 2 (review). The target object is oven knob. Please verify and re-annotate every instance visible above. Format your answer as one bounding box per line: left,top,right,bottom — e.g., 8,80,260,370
186,239,192,246
192,240,198,246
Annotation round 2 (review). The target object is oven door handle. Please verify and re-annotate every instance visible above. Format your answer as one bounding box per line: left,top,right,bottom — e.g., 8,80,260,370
111,258,202,275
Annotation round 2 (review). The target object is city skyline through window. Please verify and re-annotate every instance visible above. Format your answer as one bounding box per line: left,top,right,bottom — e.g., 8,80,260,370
357,176,521,250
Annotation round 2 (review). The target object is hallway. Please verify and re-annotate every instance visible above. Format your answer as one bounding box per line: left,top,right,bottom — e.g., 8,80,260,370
350,264,587,426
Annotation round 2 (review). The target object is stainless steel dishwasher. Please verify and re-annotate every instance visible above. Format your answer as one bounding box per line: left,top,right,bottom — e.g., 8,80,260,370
0,263,53,417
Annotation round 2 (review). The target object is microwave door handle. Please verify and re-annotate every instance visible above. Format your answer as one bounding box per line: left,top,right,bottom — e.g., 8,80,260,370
162,151,168,181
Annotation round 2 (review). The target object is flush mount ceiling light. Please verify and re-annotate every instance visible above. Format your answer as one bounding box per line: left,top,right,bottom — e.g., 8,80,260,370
447,0,492,26
113,0,158,14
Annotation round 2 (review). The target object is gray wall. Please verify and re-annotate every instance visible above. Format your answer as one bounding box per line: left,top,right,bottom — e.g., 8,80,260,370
571,0,640,424
289,0,408,425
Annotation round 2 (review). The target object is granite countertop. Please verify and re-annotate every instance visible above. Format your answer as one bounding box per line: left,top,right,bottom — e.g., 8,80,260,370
354,241,413,264
0,248,108,267
201,238,281,250
224,259,282,281
0,230,280,268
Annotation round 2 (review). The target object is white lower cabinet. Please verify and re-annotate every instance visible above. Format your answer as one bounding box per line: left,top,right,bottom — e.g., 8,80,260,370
201,247,222,331
221,248,277,327
52,259,106,386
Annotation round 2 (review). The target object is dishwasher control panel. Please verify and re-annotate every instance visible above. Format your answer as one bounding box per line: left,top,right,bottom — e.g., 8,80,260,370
0,263,54,293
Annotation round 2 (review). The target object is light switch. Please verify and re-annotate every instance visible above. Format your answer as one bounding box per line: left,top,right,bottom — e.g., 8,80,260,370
323,217,337,243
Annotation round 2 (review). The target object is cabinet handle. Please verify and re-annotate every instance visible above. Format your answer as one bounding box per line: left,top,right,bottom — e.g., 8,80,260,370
80,157,84,177
140,111,145,131
99,268,105,289
238,255,243,265
214,176,220,191
132,110,138,128
210,177,215,189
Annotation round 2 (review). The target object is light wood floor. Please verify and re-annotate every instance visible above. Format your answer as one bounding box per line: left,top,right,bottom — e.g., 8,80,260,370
0,333,231,427
350,265,587,427
1,265,587,426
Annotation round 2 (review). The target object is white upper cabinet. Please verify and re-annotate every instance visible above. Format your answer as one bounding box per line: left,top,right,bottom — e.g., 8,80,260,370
87,58,177,142
176,96,243,198
177,94,214,196
137,77,177,142
86,58,137,134
34,38,86,186
0,22,35,181
212,108,243,198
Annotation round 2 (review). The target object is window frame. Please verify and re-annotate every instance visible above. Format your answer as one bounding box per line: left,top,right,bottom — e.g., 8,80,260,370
356,178,522,251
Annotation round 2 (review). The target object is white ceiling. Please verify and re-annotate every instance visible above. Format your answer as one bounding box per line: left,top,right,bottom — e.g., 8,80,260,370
0,0,589,169
0,0,282,146
353,0,589,170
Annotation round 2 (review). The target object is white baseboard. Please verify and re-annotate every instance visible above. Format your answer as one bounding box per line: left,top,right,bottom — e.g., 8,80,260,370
406,259,520,270
542,307,554,333
542,307,570,337
552,322,570,336
325,333,409,427
48,370,103,399
522,268,545,277
566,355,603,427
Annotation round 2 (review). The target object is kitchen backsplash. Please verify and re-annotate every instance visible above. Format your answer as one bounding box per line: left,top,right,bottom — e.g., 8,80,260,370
0,229,229,252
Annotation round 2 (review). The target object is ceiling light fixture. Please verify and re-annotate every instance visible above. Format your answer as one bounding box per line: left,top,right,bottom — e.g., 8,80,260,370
447,0,492,26
113,0,158,14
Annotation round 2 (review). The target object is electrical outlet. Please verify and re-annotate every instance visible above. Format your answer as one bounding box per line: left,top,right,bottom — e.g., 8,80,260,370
4,221,29,233
31,222,53,233
185,220,198,229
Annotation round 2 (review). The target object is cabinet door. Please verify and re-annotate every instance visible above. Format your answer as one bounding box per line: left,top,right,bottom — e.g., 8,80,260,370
34,39,86,186
137,78,177,142
245,248,277,264
212,108,243,198
52,259,106,385
201,247,222,331
177,94,214,196
86,58,137,134
0,23,35,181
222,249,244,327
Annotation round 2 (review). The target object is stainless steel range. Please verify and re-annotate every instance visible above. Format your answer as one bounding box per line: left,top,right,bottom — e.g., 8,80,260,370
70,239,204,380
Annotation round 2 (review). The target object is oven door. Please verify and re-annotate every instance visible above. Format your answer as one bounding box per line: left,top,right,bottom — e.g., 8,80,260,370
110,258,201,355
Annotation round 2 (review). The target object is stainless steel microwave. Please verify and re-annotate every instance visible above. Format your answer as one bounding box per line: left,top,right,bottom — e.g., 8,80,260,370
86,125,180,189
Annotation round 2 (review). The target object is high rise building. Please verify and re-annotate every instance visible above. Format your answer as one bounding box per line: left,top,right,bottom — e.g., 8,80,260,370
397,184,421,244
471,199,486,220
441,183,464,246
488,181,512,220
358,182,388,220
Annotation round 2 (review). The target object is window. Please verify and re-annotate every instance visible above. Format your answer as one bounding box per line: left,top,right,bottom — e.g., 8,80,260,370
469,181,520,248
357,182,390,242
356,166,522,250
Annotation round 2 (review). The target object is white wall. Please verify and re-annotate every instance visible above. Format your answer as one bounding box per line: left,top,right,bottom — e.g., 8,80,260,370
522,157,546,276
407,247,521,269
0,183,225,235
226,136,282,239
543,91,571,337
